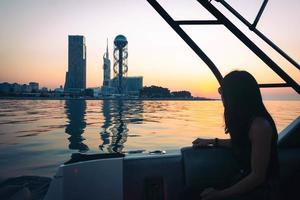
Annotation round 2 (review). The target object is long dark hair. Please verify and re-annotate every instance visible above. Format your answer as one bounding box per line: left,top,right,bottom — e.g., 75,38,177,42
220,70,276,136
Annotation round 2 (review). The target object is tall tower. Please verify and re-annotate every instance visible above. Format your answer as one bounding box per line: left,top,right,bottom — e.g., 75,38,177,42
113,35,128,94
103,39,111,87
64,35,86,92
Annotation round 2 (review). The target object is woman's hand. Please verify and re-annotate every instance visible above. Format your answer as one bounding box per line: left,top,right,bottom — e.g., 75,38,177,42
200,188,222,200
192,138,212,148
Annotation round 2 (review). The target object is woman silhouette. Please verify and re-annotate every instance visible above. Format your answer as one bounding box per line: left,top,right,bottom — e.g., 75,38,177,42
193,71,280,200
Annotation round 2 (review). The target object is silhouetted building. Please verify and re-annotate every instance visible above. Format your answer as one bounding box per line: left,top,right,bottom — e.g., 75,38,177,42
54,85,64,93
64,35,86,92
110,76,143,96
0,82,40,93
21,84,31,93
11,83,21,93
29,82,39,92
0,82,47,95
0,82,11,93
125,77,143,95
41,87,48,92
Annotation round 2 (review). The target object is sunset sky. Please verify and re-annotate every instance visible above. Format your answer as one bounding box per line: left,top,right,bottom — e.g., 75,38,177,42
0,0,299,99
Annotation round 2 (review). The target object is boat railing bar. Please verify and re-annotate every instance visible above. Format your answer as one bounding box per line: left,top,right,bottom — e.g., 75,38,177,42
147,0,223,84
175,20,222,25
216,0,300,70
258,83,290,88
252,0,268,29
196,0,299,94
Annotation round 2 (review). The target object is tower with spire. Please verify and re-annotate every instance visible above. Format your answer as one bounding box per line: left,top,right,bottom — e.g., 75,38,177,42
101,35,143,96
103,39,111,88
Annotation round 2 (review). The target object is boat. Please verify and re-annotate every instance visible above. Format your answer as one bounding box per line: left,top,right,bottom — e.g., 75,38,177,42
43,116,299,200
5,0,300,199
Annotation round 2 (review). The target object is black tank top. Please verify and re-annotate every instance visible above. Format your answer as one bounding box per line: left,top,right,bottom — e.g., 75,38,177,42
230,118,280,182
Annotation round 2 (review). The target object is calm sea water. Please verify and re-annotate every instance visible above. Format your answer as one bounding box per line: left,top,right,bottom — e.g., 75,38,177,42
0,100,299,180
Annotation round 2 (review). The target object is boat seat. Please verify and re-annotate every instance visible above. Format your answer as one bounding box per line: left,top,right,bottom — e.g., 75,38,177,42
277,117,300,200
181,147,239,190
278,116,300,179
278,116,300,148
180,117,300,199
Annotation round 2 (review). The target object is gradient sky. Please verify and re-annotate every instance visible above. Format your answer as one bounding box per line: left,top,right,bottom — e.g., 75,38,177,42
0,0,299,99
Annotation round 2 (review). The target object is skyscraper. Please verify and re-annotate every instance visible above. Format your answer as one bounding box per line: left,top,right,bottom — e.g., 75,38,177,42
64,35,86,92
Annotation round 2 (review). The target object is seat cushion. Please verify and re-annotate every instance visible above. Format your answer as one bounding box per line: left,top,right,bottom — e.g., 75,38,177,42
181,147,239,189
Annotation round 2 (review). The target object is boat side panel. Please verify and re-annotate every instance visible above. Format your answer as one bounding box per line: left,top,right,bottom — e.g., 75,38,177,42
123,154,184,200
62,158,123,200
44,166,63,200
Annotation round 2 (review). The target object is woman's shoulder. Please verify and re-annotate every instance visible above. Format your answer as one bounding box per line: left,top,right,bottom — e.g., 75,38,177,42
251,117,272,129
249,117,273,140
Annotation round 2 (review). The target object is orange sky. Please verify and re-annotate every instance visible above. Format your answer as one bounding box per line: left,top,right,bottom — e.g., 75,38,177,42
0,0,299,99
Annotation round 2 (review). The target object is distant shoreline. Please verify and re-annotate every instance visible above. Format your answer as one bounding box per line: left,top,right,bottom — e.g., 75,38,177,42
0,97,298,101
0,96,218,101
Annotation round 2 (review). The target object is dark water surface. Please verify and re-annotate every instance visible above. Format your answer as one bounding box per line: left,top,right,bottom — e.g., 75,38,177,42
0,100,299,179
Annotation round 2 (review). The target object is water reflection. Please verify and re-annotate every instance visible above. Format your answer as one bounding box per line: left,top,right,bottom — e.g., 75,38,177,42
108,100,129,153
99,100,113,151
0,100,298,178
99,100,144,153
65,100,89,152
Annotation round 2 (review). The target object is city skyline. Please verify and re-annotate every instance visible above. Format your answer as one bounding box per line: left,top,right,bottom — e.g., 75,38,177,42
0,0,299,99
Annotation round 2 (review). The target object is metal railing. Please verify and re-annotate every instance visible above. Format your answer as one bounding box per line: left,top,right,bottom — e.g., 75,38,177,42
147,0,300,94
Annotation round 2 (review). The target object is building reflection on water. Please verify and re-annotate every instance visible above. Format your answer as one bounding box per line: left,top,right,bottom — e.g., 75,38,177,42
64,99,143,153
64,100,89,152
99,100,143,153
99,100,112,151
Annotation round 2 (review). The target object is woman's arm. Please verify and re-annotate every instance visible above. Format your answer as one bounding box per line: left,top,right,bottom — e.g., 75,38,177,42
201,118,273,200
192,138,231,148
